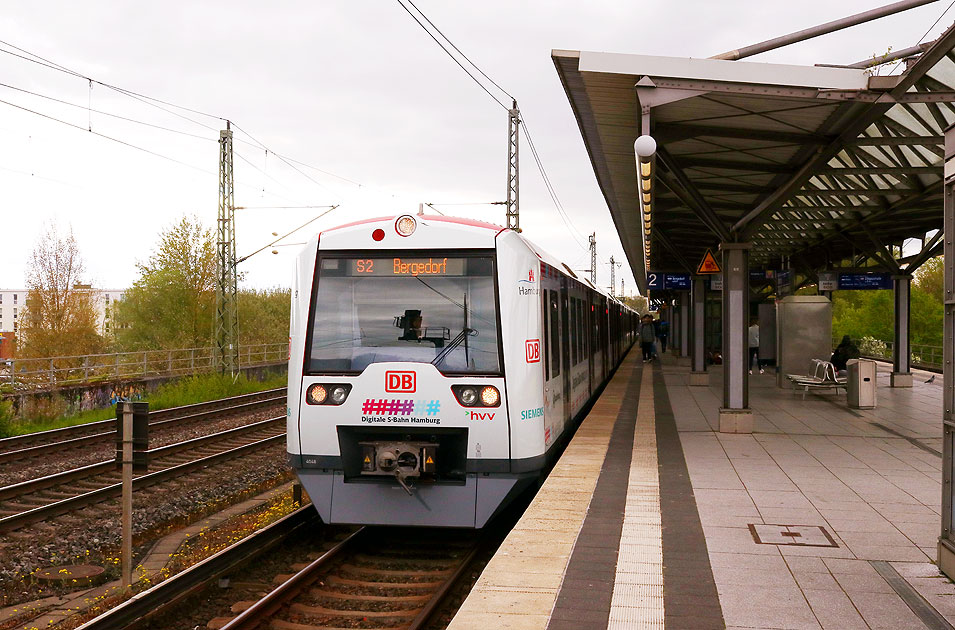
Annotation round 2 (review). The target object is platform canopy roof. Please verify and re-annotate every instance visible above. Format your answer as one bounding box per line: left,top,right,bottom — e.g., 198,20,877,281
553,22,955,292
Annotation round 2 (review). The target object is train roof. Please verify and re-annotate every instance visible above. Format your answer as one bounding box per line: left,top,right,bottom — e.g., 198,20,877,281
317,213,629,307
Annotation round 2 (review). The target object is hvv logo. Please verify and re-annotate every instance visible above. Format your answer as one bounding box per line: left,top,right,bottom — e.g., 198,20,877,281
385,371,416,393
465,410,495,421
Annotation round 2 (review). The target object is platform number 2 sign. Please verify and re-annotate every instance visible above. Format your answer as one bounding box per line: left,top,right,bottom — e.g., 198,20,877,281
525,339,541,363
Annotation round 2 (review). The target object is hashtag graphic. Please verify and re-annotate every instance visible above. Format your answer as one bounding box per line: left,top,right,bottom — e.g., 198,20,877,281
362,399,389,415
426,400,440,416
395,399,414,415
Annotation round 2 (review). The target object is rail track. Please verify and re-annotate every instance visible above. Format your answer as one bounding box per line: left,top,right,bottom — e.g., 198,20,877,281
0,387,287,464
74,508,481,630
0,416,286,533
216,526,478,630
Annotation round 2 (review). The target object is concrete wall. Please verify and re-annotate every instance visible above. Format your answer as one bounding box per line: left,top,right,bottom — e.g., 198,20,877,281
4,362,288,416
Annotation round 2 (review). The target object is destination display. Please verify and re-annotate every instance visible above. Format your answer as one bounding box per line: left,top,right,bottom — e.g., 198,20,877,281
647,272,691,291
321,257,471,277
837,272,892,290
750,270,775,282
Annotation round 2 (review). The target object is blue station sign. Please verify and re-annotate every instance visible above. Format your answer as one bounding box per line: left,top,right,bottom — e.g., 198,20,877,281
647,272,691,291
837,272,893,290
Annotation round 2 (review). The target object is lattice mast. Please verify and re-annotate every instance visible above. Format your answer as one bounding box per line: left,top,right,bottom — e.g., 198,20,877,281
589,233,597,284
215,122,239,375
609,255,616,298
506,100,520,230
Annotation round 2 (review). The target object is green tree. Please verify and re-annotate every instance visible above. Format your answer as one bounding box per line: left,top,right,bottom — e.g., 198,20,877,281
238,288,291,347
913,256,943,301
20,223,104,358
113,216,216,350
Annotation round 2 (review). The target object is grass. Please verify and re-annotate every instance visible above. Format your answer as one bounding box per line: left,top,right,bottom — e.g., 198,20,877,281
2,371,288,437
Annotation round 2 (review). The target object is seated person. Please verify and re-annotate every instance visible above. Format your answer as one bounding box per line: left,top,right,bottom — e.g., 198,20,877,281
830,335,860,373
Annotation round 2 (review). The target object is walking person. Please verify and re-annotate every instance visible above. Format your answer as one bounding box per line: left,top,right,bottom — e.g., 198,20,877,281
639,314,656,363
655,318,670,353
748,318,763,374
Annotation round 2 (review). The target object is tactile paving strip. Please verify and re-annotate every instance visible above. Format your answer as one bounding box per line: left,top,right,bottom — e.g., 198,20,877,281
609,366,665,629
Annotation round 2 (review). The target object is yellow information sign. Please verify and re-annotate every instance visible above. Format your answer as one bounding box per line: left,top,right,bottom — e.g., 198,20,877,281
697,249,721,274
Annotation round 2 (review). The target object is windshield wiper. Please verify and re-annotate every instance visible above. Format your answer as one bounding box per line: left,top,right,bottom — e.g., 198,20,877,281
432,327,477,367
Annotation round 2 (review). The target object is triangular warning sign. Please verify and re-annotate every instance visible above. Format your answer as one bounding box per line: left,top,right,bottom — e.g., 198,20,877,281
426,456,434,464
697,249,721,274
363,456,371,464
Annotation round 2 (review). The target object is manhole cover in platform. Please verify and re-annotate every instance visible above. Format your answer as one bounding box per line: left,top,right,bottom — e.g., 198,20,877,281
34,564,105,586
748,524,838,548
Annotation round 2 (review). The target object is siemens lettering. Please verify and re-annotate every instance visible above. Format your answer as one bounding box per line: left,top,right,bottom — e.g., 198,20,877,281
521,407,545,420
394,257,447,276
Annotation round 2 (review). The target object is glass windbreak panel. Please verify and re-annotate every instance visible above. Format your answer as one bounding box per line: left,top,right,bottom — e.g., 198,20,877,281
308,254,500,374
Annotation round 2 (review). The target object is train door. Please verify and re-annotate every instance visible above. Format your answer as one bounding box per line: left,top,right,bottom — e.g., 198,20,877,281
542,278,565,447
586,296,594,395
559,281,571,424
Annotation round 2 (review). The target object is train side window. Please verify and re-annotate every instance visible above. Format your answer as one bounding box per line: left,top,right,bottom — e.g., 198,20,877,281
550,290,560,377
542,289,550,381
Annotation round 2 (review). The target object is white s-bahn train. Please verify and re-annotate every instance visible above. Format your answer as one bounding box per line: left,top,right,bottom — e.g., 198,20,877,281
287,213,637,528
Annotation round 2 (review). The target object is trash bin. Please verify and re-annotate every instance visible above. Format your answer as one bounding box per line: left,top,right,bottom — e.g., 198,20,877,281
847,359,876,409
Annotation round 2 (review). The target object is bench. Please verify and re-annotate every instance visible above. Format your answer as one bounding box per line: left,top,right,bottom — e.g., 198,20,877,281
786,359,847,400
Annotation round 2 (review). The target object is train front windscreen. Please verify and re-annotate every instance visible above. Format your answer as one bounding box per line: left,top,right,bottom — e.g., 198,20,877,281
306,253,501,375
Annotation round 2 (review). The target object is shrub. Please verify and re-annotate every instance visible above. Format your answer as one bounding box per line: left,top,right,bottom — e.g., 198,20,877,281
857,336,889,359
0,399,14,438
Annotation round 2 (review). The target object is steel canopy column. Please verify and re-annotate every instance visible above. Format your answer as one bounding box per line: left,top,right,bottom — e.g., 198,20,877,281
680,292,690,358
938,123,955,580
891,275,913,387
690,277,708,385
720,243,754,433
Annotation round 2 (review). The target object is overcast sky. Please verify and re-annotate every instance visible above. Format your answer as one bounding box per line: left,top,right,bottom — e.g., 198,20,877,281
0,1,951,296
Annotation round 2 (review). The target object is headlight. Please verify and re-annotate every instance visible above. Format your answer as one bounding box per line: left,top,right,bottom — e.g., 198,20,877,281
395,215,417,237
330,386,348,405
451,384,501,407
460,388,478,406
305,383,351,405
481,386,500,406
306,384,327,405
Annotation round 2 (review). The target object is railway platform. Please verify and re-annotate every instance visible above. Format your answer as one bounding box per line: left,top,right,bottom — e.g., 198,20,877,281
447,351,952,630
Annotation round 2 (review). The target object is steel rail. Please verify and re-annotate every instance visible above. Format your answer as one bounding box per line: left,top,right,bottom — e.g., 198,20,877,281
219,527,368,630
0,393,285,463
0,433,285,533
220,530,480,630
73,506,318,630
405,543,481,630
0,387,286,453
0,417,285,501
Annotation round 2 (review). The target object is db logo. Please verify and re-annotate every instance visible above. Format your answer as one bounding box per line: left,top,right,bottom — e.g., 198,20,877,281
385,371,416,393
525,339,540,363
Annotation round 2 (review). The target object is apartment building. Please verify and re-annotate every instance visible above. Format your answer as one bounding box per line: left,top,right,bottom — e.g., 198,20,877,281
0,287,126,339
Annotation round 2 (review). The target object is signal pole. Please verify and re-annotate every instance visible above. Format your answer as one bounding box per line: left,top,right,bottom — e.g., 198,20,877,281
621,278,625,299
589,233,597,284
506,100,520,230
216,122,238,375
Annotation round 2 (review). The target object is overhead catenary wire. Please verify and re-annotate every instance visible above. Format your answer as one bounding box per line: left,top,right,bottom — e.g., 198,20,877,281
0,37,374,200
402,0,515,103
885,0,955,73
0,80,216,141
392,0,593,256
0,96,215,175
393,0,509,110
0,38,225,126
